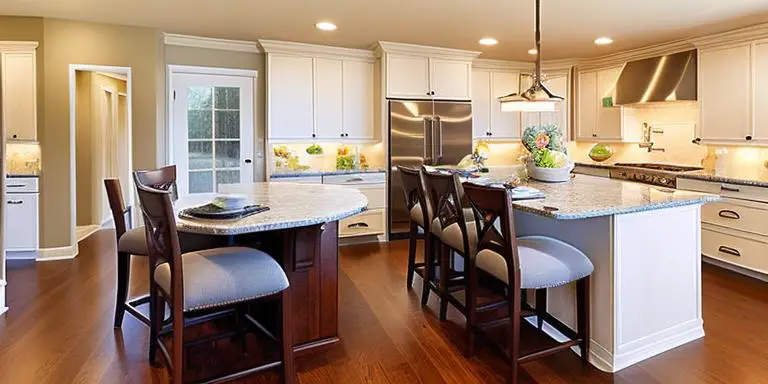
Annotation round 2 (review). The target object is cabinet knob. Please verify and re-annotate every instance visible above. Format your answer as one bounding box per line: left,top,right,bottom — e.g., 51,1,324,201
431,91,435,96
746,135,753,141
312,133,316,138
489,132,493,136
592,133,598,138
12,134,17,139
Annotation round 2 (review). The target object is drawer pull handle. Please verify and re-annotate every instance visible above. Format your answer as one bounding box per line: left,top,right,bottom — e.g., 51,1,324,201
7,184,25,188
718,246,741,257
720,185,740,192
347,222,369,229
345,177,364,183
718,210,741,220
7,200,23,205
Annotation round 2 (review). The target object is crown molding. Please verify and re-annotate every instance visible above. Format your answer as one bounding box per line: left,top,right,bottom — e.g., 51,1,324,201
163,33,262,53
473,58,532,71
375,41,481,60
690,22,768,50
259,39,374,61
575,39,694,71
0,41,38,51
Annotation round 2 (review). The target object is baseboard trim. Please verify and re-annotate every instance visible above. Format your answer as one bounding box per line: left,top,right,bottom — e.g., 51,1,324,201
703,256,768,282
37,244,79,261
613,321,705,372
339,234,386,246
0,280,7,316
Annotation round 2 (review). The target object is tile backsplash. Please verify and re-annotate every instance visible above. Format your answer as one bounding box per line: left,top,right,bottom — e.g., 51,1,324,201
270,142,384,173
6,143,41,175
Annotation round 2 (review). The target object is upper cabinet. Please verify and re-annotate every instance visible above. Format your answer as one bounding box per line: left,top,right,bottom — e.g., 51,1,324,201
376,42,480,101
471,68,521,139
521,71,571,141
262,40,376,142
575,65,642,142
1,42,38,141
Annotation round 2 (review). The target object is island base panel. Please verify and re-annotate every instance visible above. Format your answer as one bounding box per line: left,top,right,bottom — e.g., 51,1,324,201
515,205,704,372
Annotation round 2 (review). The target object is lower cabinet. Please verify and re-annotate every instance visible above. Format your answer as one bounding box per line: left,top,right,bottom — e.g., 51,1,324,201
702,226,768,275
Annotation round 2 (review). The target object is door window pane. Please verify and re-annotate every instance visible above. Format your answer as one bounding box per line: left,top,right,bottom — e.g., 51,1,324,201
188,110,212,139
188,87,212,110
216,170,241,189
215,111,240,138
215,87,240,109
189,170,213,194
215,141,241,168
188,142,213,169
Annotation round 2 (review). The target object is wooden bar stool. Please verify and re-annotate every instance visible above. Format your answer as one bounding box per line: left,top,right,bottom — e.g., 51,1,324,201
463,183,593,384
135,174,296,384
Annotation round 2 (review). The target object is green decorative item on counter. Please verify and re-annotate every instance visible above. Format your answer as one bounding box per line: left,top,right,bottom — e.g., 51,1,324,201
522,125,566,154
588,143,614,162
336,145,355,170
522,125,573,182
306,144,323,155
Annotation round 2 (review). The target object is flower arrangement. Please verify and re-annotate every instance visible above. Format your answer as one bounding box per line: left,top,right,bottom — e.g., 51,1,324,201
521,125,573,182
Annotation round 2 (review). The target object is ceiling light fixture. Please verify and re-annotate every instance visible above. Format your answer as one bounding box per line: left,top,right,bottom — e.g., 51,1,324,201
315,21,337,31
499,0,563,112
594,36,614,45
479,37,498,46
528,48,538,55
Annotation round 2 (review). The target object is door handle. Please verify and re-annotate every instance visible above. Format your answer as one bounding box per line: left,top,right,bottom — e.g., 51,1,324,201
718,209,740,220
347,222,369,228
7,200,23,205
345,177,364,183
718,246,741,257
721,185,740,192
244,159,252,164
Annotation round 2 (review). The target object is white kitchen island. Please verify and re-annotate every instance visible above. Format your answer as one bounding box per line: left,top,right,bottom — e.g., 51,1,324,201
478,174,720,373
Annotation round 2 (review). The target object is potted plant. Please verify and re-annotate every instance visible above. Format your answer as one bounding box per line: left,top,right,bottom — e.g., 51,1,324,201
522,125,573,182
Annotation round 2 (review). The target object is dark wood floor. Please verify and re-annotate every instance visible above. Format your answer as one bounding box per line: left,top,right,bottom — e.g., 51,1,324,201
2,230,768,383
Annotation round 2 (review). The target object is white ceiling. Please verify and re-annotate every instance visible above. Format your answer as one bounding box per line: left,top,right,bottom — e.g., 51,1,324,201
3,0,768,60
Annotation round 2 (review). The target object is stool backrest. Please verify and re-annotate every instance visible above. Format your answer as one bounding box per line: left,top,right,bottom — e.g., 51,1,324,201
104,178,131,242
397,166,430,228
463,183,521,287
421,167,472,256
134,165,178,202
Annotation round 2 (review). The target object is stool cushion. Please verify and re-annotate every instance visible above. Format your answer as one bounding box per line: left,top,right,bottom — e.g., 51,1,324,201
154,247,289,312
430,208,474,236
475,236,594,289
410,203,426,227
118,227,148,256
441,222,478,256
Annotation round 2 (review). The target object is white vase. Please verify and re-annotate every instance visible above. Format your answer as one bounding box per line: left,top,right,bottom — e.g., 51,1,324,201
526,159,574,183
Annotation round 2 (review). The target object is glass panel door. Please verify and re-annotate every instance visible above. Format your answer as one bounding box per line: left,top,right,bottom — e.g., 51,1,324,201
172,73,254,196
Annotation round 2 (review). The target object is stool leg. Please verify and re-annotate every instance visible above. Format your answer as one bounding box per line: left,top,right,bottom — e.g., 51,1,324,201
281,289,297,384
536,288,547,330
149,284,163,366
464,258,477,358
406,221,418,289
114,251,131,328
421,233,434,307
507,283,522,384
577,277,591,366
439,244,450,321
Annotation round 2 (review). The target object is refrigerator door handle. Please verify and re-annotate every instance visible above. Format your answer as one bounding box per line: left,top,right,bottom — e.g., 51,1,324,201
423,117,432,164
436,116,443,161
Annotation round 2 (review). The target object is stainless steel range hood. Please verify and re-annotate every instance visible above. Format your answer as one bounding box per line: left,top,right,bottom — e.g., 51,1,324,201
614,49,697,105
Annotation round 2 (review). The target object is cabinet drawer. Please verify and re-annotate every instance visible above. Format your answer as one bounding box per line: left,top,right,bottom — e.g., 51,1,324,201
356,185,386,209
269,176,323,184
322,172,385,185
677,178,768,203
5,194,39,250
339,208,385,238
5,177,38,193
702,201,768,237
702,228,768,274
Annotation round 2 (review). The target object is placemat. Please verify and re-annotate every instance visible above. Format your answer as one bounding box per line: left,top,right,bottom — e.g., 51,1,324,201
179,203,269,220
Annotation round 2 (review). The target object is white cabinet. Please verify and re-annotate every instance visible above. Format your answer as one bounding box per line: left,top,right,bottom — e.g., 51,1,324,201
263,41,377,142
471,69,521,139
268,54,315,140
576,71,598,140
1,46,38,141
314,58,344,139
4,177,39,258
342,60,375,140
575,66,642,142
377,42,480,101
753,41,768,142
596,67,623,140
521,73,570,141
698,44,752,143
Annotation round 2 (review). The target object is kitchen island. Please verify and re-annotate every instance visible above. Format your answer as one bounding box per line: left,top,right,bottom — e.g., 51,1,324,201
474,173,720,373
175,182,368,355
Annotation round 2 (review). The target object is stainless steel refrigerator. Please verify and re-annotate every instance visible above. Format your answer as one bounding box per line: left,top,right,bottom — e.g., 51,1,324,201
388,100,473,237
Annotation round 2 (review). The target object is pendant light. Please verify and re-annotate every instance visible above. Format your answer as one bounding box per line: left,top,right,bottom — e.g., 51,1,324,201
499,0,563,112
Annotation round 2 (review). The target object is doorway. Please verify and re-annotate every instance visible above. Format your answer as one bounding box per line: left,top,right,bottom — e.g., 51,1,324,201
168,66,256,197
70,66,132,243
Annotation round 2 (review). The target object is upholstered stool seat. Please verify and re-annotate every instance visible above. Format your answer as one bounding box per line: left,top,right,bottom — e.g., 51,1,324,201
154,247,290,312
118,227,149,255
475,236,594,289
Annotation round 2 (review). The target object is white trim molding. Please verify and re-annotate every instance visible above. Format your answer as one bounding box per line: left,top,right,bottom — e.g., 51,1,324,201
0,279,7,316
37,243,79,261
259,39,374,61
0,41,39,52
167,65,258,78
374,41,481,60
164,33,262,53
473,58,533,72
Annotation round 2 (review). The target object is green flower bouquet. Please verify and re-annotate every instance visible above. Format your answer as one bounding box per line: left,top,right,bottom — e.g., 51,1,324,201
522,125,573,182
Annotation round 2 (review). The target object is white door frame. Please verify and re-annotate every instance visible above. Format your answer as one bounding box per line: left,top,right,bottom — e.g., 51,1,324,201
167,65,258,194
68,64,133,253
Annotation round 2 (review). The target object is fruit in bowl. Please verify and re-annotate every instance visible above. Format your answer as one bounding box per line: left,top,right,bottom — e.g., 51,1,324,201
588,144,614,162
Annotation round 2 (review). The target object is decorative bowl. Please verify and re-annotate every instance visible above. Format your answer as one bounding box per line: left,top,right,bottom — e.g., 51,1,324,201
212,194,249,210
588,143,614,162
526,160,574,183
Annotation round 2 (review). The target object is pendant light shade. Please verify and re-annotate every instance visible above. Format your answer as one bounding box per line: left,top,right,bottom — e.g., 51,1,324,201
500,0,563,112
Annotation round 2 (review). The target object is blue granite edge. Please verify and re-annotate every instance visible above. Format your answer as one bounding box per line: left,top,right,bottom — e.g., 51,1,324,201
514,195,722,220
677,173,768,188
271,169,385,178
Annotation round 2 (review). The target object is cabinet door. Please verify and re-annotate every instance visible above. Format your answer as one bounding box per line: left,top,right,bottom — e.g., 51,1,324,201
387,54,430,99
471,70,491,138
700,45,752,142
540,75,570,141
268,55,314,140
596,66,623,140
752,42,768,142
5,194,38,250
1,51,37,141
577,71,597,140
490,71,521,139
430,58,472,100
342,60,375,140
520,73,540,131
314,58,344,139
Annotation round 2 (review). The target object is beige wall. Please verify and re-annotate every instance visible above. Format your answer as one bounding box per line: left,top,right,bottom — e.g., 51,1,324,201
165,45,266,181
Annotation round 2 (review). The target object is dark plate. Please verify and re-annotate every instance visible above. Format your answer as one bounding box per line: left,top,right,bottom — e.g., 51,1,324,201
179,203,269,220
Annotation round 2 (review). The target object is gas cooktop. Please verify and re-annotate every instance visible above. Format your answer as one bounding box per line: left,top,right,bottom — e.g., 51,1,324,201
609,163,703,188
614,163,703,173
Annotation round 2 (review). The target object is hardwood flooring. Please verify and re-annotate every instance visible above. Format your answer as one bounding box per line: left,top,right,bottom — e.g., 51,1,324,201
1,230,768,383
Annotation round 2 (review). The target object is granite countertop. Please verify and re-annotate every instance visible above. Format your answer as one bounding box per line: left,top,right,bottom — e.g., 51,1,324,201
270,168,386,178
677,169,768,188
471,174,720,220
174,182,368,235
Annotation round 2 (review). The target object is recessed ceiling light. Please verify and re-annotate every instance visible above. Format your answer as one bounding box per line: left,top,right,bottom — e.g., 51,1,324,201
528,48,538,55
479,38,498,46
594,36,614,45
315,22,337,31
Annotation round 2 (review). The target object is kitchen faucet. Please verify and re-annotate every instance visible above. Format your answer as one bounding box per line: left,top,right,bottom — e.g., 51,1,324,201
638,122,666,153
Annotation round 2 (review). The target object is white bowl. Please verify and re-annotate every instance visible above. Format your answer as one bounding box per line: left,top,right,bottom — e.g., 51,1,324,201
212,194,249,210
526,160,574,183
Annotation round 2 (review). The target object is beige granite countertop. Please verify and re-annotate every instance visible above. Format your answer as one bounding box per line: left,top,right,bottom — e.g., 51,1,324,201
469,174,720,220
174,182,369,235
678,168,768,188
